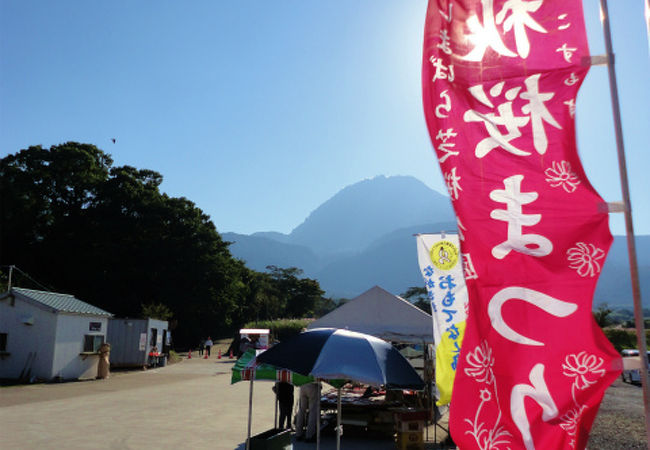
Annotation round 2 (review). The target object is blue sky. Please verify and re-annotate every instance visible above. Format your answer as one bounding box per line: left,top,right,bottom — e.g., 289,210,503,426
1,1,648,236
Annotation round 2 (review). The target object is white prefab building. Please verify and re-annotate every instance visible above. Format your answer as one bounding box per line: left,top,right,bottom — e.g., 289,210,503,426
0,287,113,382
107,318,170,368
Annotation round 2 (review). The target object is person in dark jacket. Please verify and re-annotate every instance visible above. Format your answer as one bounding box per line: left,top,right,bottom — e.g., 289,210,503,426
273,381,294,430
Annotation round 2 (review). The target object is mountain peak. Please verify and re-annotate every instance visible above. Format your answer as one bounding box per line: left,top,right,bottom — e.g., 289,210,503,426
288,175,453,254
224,176,649,303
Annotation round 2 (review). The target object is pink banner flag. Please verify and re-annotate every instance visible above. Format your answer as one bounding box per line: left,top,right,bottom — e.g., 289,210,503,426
421,1,622,449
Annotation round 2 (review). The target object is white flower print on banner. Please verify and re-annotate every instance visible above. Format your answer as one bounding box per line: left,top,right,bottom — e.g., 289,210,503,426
567,242,605,277
463,341,511,450
562,351,605,390
464,340,495,383
479,388,492,402
545,160,581,193
559,405,586,448
560,352,606,447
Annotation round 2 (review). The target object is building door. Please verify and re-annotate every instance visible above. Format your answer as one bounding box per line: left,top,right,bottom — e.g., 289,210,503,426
150,328,158,351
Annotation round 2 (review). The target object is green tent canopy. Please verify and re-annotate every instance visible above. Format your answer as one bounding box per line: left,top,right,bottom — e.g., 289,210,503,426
231,349,346,388
231,349,314,385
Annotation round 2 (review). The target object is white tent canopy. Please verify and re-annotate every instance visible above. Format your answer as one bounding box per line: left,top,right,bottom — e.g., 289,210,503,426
308,286,434,344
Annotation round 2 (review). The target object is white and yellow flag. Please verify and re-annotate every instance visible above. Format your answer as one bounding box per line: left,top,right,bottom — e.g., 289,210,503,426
416,233,468,406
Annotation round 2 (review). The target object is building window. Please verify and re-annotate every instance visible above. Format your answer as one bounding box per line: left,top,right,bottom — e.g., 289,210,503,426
83,335,104,353
0,333,7,352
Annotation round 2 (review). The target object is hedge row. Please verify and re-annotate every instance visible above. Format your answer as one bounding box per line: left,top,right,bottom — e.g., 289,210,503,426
603,328,650,353
243,318,314,342
242,322,647,354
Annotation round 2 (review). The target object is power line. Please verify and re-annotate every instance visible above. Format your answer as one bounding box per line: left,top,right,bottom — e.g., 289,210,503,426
1,265,54,292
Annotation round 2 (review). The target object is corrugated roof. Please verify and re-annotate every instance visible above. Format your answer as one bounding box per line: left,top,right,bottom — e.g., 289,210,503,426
11,287,113,317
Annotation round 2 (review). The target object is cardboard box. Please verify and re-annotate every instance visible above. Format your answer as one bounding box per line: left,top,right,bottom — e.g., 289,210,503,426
396,430,423,446
396,432,425,450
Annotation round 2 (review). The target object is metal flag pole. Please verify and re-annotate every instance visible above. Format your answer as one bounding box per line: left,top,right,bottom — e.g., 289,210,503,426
246,377,254,450
336,386,342,450
316,379,321,450
274,382,278,429
645,0,650,54
599,0,650,442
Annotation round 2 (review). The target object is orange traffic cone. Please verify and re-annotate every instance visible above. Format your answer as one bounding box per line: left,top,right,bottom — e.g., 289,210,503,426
229,349,234,359
188,350,192,359
218,349,222,359
204,352,208,359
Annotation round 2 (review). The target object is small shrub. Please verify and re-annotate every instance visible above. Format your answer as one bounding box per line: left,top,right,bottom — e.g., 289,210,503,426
167,350,182,365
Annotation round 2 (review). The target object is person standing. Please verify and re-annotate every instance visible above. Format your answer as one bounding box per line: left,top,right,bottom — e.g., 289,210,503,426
273,382,294,430
204,336,213,357
199,338,205,356
238,335,251,357
97,343,111,379
294,381,319,442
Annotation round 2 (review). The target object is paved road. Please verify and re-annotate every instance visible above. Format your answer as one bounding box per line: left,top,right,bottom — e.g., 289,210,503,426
3,354,639,449
0,355,407,450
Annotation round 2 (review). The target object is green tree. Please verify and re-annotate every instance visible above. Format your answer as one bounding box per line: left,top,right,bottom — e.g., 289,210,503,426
266,265,324,318
401,286,431,314
230,265,279,326
141,303,174,321
0,143,245,347
313,296,338,317
0,143,112,276
593,303,613,328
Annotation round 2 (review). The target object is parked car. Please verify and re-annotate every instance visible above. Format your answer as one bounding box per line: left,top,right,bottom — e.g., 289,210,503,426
621,350,650,384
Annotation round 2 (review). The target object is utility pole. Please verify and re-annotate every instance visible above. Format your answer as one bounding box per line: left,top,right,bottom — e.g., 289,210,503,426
599,0,650,443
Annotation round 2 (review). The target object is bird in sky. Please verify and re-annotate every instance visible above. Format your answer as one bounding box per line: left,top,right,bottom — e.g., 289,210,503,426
111,138,116,144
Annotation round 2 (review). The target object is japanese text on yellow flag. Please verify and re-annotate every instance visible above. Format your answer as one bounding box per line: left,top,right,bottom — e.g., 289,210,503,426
416,233,469,405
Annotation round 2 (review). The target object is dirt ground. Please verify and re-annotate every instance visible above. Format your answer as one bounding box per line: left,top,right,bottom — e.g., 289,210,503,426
0,343,647,449
428,375,648,449
588,377,647,449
